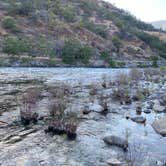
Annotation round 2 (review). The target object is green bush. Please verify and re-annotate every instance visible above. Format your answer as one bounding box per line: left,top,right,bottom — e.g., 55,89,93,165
7,0,34,16
100,50,116,68
61,6,76,22
81,20,107,38
112,36,122,50
101,50,110,60
79,45,93,64
1,16,18,32
79,0,99,16
135,31,166,59
37,36,55,57
151,56,158,67
62,39,93,64
3,36,32,55
108,58,116,68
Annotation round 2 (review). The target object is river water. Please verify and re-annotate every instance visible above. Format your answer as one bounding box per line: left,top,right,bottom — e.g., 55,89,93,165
0,67,165,165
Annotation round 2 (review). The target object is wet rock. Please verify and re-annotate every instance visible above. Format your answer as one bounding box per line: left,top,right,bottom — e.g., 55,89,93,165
160,95,166,106
18,129,37,137
144,109,151,114
89,104,103,113
152,117,166,136
103,135,128,150
147,101,154,109
131,116,146,124
82,106,91,115
153,100,165,113
136,105,142,115
106,158,122,166
24,160,40,166
5,136,22,144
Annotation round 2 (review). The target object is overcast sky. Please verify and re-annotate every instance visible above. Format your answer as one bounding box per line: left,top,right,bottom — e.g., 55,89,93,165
104,0,166,22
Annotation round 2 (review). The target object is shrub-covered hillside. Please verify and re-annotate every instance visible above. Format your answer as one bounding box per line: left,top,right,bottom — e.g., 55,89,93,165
0,0,166,67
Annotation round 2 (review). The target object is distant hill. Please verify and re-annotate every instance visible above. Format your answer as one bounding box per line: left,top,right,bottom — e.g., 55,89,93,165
0,0,166,67
151,20,166,31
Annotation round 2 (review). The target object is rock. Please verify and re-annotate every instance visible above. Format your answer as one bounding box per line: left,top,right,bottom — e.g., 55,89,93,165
18,129,36,137
24,160,40,166
103,135,128,150
152,117,166,136
82,106,91,115
106,158,122,166
144,109,151,114
153,100,165,113
136,105,142,115
131,116,146,124
160,95,166,106
89,104,103,113
147,101,154,109
5,136,22,144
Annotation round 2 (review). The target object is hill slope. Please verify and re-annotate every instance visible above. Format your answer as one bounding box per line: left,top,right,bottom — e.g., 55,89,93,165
151,20,166,31
0,0,166,67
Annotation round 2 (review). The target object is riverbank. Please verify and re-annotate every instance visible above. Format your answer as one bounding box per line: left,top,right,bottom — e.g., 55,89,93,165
0,68,165,165
0,55,166,68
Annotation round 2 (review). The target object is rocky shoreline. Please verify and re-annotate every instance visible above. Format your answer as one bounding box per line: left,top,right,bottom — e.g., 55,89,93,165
0,68,165,166
0,56,166,68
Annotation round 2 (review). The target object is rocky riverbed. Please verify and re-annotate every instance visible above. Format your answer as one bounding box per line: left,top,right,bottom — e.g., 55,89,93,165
0,67,165,166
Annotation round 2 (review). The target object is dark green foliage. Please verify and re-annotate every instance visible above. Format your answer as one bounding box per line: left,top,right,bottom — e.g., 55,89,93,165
81,20,107,38
79,0,99,16
37,36,55,57
1,16,19,32
135,31,166,59
108,58,116,68
101,50,116,68
62,39,93,64
3,36,32,55
151,56,158,67
79,45,93,64
101,50,110,60
61,6,76,22
7,0,34,16
112,36,122,50
104,11,154,32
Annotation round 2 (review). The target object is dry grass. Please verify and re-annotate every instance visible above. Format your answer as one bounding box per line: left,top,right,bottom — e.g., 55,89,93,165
145,31,166,42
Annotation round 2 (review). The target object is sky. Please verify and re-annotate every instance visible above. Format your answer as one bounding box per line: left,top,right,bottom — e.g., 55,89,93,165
104,0,166,22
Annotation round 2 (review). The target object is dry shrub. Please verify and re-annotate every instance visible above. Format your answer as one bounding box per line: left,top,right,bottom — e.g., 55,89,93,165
116,73,130,87
46,99,78,140
129,68,143,82
49,99,66,118
99,94,109,115
89,85,98,96
125,142,148,166
101,75,107,88
112,88,132,105
47,83,73,98
143,68,162,81
20,87,41,126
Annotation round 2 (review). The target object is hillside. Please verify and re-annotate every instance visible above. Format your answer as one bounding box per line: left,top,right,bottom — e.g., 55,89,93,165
151,20,166,31
0,0,166,67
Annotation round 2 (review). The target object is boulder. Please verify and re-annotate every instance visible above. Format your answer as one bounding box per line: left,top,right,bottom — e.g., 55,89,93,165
131,116,146,124
89,104,103,113
106,158,122,166
152,117,166,136
160,95,166,106
5,136,22,144
136,106,142,115
24,160,40,166
103,135,128,150
153,100,165,113
144,109,151,114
